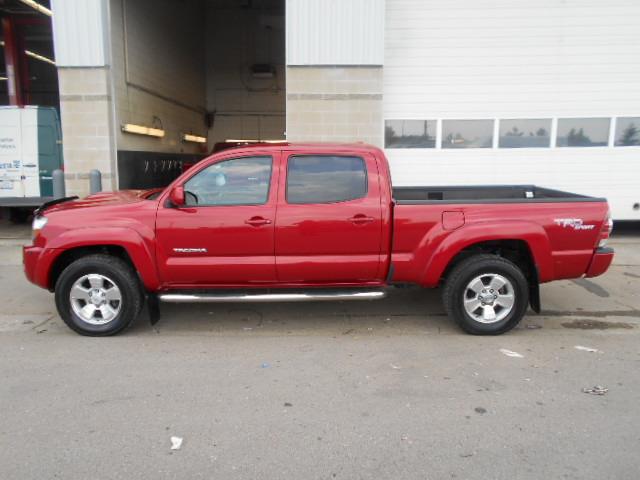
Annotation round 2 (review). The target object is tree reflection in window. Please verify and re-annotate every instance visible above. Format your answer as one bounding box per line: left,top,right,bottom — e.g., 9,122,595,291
385,120,436,148
499,119,551,148
557,118,610,147
615,118,640,146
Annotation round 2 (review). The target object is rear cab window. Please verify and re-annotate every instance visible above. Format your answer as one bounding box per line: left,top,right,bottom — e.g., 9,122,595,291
286,155,367,204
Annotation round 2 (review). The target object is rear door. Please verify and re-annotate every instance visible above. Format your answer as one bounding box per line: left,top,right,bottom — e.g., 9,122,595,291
155,151,279,286
35,107,64,197
274,152,384,283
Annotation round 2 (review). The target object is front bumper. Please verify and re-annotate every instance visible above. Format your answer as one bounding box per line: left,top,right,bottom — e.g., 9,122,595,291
585,247,614,278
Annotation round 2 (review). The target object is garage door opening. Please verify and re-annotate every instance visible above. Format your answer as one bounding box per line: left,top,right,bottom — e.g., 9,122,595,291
114,0,285,190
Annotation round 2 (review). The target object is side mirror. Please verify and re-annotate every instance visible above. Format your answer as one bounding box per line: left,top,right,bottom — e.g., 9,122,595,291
169,186,185,207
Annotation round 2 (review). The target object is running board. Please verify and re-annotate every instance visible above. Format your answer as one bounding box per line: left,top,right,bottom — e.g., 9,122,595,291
158,288,386,303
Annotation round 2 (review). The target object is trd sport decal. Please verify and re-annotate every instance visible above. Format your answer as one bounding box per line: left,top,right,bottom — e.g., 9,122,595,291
554,218,596,230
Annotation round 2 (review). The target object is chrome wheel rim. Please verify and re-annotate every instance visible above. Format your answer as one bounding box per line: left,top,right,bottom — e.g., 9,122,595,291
69,274,122,325
463,273,515,324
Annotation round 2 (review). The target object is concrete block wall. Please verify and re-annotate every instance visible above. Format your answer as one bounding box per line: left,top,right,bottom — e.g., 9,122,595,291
286,67,383,146
110,0,207,155
58,67,117,195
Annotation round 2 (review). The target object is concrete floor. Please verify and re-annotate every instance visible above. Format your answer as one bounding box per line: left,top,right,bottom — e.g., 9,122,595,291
0,230,639,479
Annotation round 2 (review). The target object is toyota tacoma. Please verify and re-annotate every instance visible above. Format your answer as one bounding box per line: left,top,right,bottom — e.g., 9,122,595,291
23,143,614,336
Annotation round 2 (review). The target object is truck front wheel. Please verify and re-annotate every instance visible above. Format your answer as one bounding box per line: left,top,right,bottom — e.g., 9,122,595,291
442,254,529,335
54,254,143,336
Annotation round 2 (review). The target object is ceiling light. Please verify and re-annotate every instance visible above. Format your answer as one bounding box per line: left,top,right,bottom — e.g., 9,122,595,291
225,139,284,143
182,133,207,144
24,49,55,65
0,41,56,66
122,123,165,138
18,0,52,17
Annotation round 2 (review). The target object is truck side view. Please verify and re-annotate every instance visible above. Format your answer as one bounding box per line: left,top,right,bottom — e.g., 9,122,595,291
23,143,614,336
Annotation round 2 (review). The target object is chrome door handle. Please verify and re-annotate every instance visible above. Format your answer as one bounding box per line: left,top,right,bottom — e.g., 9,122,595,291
245,217,272,226
348,214,375,224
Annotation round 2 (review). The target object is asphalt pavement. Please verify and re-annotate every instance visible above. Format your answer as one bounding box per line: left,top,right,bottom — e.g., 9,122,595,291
1,225,639,479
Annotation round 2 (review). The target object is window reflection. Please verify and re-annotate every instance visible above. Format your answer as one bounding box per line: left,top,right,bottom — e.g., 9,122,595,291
442,120,494,149
556,118,610,147
385,120,436,148
499,119,551,148
615,117,640,146
287,156,367,204
184,156,272,206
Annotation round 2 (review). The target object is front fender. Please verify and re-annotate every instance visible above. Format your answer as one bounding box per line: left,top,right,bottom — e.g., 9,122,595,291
417,220,554,287
46,227,161,290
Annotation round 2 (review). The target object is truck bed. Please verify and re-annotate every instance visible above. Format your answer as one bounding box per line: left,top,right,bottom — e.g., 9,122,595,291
393,185,603,204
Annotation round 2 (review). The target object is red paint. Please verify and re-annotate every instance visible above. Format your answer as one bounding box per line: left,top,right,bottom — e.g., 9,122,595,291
23,144,613,293
585,249,614,278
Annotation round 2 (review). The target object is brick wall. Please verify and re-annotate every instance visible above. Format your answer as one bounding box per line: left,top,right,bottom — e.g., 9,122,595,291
58,67,117,195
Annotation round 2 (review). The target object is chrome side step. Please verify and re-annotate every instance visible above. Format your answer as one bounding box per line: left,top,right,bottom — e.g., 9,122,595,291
158,289,386,303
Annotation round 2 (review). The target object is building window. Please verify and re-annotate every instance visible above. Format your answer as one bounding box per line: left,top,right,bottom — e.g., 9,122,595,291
556,118,610,147
498,119,551,148
385,120,436,148
442,120,493,149
286,155,367,204
614,117,640,146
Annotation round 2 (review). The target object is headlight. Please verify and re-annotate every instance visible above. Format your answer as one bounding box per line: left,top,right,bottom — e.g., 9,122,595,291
32,215,48,239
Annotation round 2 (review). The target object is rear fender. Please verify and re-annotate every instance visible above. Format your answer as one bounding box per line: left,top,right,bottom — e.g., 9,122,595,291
47,227,160,290
417,221,554,287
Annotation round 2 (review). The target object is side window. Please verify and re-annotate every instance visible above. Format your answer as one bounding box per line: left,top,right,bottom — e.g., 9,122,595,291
498,119,551,148
614,117,640,146
556,118,610,147
287,155,367,204
183,156,272,206
442,120,494,148
385,120,436,148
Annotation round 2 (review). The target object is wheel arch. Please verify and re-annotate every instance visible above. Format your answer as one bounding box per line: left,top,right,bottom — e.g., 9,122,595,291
50,245,133,290
46,228,160,291
441,239,536,285
418,221,553,288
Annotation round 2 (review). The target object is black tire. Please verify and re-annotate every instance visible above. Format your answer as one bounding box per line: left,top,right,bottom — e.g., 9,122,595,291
54,254,143,336
442,254,529,335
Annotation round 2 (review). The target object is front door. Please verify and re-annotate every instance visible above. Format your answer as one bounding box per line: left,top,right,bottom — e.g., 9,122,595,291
155,153,279,287
274,153,384,283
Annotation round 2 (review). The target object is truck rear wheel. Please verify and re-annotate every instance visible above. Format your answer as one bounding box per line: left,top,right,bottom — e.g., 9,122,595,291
54,254,143,336
442,254,529,335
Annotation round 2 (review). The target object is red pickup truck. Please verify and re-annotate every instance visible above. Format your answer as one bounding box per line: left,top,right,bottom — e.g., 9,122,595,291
23,143,614,336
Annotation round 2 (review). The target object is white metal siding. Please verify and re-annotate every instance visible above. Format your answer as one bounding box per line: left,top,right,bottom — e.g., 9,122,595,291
384,0,640,220
286,0,384,65
51,0,108,67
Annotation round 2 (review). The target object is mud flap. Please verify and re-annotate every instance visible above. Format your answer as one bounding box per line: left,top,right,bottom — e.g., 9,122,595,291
148,293,160,325
529,266,541,313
